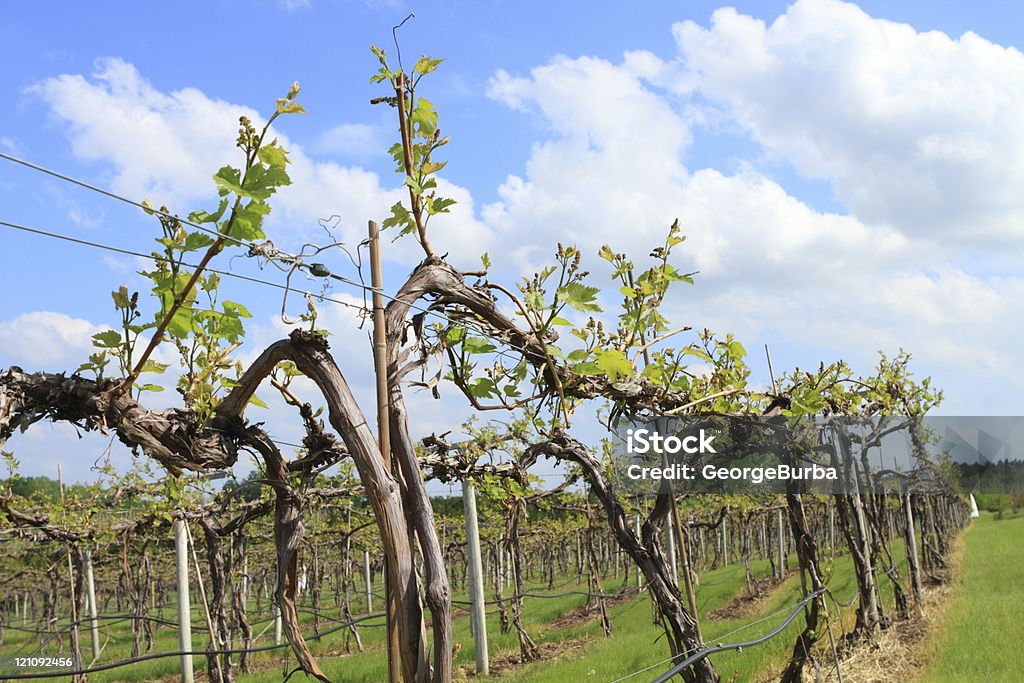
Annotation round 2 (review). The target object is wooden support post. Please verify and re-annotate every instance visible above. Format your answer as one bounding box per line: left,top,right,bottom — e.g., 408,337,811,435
369,219,402,683
462,478,489,675
240,551,249,606
57,466,84,680
660,457,679,585
776,507,785,579
829,504,835,551
575,535,583,582
888,504,896,544
173,519,194,683
84,548,100,662
760,517,767,561
721,516,729,567
666,505,679,586
676,518,701,641
635,513,643,589
904,489,923,604
183,523,219,681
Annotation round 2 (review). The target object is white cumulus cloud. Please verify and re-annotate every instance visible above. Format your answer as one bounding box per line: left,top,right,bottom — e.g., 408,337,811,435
480,30,1024,412
29,57,493,264
671,0,1024,244
0,311,106,369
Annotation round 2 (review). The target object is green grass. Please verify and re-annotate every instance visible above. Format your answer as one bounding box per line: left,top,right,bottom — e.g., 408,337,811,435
1,564,784,682
1,533,948,683
916,512,1024,683
0,588,387,682
501,548,885,683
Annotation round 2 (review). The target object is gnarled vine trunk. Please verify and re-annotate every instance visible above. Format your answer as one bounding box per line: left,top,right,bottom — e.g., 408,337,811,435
523,434,718,683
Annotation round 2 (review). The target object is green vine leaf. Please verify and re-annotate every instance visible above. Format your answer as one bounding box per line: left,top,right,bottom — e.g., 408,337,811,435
558,282,602,313
594,349,632,382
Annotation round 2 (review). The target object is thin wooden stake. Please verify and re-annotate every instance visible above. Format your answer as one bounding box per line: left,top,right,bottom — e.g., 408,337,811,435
369,219,401,683
184,522,221,682
777,508,786,579
765,344,778,394
57,465,84,679
635,513,643,590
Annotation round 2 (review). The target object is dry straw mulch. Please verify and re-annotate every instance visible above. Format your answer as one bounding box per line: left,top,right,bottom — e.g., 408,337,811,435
819,539,964,683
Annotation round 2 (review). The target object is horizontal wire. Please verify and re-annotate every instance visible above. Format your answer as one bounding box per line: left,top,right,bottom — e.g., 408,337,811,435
651,588,826,683
0,152,576,375
0,219,366,314
0,215,533,374
0,152,253,250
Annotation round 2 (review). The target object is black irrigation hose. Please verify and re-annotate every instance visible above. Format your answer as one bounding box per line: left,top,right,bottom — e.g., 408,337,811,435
3,607,277,658
650,588,826,683
0,612,388,679
4,615,146,661
2,613,210,636
3,615,160,667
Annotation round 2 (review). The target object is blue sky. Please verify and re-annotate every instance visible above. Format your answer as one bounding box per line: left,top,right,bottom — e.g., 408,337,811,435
2,0,1023,486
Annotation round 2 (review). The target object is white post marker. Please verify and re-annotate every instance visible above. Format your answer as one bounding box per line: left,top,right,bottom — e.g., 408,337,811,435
173,518,194,683
462,475,489,675
84,548,100,662
364,550,373,613
274,602,283,646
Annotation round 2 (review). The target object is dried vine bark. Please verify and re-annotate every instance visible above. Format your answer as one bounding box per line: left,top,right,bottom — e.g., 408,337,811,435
231,533,254,672
585,507,612,638
778,487,827,683
503,500,540,661
196,503,269,683
241,429,328,682
199,519,232,683
2,327,430,682
832,429,880,637
221,331,427,681
522,434,718,683
0,368,240,474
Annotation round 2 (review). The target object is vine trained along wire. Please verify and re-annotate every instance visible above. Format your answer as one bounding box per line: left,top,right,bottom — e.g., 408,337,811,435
0,42,971,683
